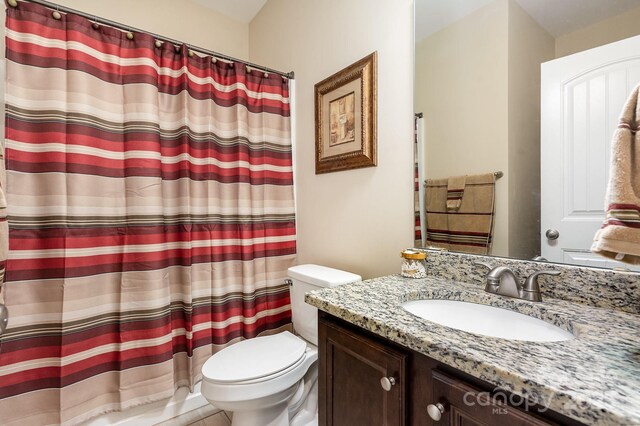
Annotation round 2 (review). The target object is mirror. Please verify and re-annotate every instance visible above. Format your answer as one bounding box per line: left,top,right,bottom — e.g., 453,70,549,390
414,0,640,270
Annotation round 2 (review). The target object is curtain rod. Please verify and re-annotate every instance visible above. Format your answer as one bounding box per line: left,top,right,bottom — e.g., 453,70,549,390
14,0,295,79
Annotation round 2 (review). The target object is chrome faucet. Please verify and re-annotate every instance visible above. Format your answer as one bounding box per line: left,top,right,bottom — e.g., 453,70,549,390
474,262,560,302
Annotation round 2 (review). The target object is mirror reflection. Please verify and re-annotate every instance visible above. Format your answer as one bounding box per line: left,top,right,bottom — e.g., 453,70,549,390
414,0,640,271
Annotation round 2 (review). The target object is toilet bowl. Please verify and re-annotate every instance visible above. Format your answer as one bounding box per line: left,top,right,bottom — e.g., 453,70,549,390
201,264,361,426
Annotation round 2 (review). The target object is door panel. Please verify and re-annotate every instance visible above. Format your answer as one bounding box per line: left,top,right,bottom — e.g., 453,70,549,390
541,34,640,271
319,317,407,426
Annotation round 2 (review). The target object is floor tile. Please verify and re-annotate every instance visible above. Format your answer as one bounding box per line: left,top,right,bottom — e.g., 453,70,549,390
200,412,231,426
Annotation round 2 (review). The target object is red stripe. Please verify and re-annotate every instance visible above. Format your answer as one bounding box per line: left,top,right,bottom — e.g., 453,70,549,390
10,224,296,250
0,293,291,359
0,315,293,396
6,14,289,96
7,126,293,163
426,210,493,216
608,203,640,212
6,144,291,169
602,220,640,229
6,247,297,281
6,43,290,114
6,158,293,184
8,241,297,267
425,228,491,237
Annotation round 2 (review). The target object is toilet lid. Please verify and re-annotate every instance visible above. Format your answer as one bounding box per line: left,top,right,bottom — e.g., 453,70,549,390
202,331,307,383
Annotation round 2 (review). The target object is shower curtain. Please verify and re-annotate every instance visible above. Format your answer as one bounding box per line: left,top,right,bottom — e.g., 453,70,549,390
414,114,423,247
0,2,296,425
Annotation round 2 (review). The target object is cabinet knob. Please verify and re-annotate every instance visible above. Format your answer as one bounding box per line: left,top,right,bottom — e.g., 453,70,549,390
380,376,396,391
427,403,445,421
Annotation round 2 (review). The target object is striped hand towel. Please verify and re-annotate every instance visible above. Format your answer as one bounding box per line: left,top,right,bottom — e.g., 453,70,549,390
447,175,466,211
592,83,640,264
425,173,496,254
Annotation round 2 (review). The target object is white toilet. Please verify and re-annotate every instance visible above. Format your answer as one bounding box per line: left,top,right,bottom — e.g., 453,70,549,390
201,264,361,426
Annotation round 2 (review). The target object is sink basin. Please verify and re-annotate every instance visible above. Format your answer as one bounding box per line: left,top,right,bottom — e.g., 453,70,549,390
401,300,574,342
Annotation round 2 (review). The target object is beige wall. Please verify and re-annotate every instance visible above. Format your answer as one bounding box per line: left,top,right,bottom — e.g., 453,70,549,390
415,0,510,257
250,0,415,279
506,0,555,259
52,0,249,59
556,6,640,58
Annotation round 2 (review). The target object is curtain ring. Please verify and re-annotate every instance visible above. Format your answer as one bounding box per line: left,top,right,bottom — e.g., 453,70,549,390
92,16,100,30
246,66,251,73
228,62,234,68
155,40,163,48
7,0,18,8
188,50,194,57
52,5,62,20
211,57,217,64
264,72,269,78
126,31,134,40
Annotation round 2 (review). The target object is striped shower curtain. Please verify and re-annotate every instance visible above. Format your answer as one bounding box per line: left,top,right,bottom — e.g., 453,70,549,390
414,115,422,247
0,2,295,425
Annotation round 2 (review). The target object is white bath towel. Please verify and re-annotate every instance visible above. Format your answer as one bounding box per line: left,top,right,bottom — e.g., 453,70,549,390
592,83,640,264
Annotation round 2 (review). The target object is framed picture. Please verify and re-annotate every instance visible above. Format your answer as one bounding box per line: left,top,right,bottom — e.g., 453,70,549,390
315,52,377,174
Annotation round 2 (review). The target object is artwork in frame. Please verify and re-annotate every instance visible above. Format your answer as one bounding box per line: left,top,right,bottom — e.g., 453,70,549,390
315,52,377,174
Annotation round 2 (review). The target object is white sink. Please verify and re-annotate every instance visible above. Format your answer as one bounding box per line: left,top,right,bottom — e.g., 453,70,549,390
401,300,574,342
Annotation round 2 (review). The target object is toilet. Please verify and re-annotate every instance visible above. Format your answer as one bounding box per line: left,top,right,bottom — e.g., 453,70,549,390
201,264,361,426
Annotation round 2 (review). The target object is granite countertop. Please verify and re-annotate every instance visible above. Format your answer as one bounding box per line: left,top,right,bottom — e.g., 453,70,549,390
305,274,640,426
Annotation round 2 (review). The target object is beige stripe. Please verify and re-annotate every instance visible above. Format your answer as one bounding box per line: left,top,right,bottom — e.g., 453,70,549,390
6,171,295,199
6,172,294,215
7,175,294,218
7,64,291,142
4,256,295,322
1,336,176,375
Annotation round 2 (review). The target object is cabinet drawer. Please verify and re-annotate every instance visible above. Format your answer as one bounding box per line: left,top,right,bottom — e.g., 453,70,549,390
430,369,554,426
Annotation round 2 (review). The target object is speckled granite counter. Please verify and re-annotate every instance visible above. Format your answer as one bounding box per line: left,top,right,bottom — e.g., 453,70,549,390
305,274,640,426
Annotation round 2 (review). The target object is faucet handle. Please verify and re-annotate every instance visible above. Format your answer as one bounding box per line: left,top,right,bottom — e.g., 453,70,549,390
473,261,500,292
472,261,492,270
522,270,560,301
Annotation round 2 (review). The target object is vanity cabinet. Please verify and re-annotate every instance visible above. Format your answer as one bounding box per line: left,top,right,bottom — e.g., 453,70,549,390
318,312,583,426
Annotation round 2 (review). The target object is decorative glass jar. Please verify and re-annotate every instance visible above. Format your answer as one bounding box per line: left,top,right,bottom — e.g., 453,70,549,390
400,249,427,278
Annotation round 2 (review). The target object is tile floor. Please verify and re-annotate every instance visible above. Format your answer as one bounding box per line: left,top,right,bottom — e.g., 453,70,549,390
186,411,231,426
154,407,230,426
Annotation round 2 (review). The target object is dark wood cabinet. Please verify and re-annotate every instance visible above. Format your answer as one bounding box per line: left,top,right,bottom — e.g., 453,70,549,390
318,312,584,426
431,370,552,426
319,314,407,426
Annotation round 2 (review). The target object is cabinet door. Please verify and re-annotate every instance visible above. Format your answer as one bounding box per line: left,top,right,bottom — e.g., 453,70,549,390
319,317,407,426
430,370,554,426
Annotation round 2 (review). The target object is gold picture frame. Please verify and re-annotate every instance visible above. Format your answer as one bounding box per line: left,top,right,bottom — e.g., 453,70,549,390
315,52,377,174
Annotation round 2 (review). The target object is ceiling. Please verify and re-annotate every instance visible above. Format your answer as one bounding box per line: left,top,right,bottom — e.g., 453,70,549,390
192,0,267,24
416,0,640,42
194,0,640,40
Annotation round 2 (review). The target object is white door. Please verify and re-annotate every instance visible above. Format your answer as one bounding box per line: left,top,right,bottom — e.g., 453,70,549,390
541,35,640,270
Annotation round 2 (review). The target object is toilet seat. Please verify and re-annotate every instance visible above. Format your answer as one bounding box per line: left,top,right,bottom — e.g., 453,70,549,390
202,331,307,384
201,332,318,404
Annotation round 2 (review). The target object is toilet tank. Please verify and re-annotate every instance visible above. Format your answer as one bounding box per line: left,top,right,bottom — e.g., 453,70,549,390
288,264,361,346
